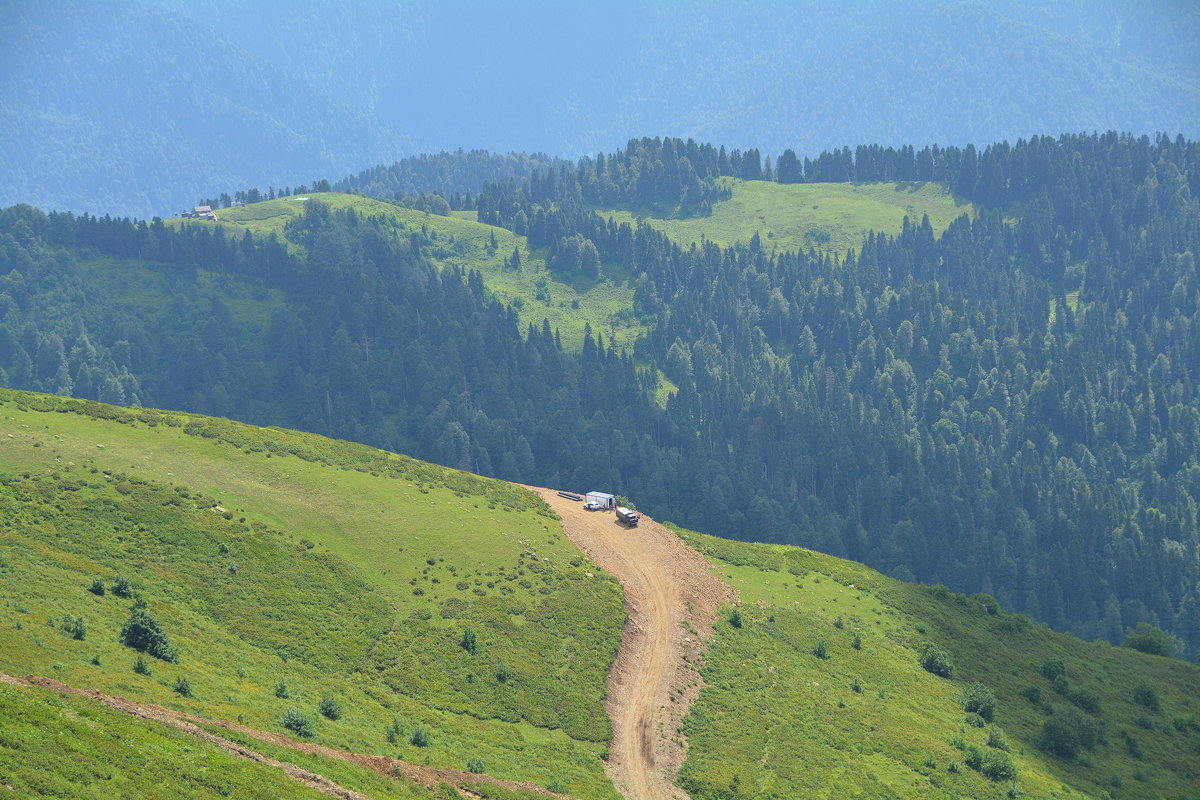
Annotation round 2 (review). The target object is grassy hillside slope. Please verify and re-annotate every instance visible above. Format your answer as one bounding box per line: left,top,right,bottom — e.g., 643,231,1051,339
169,193,643,349
673,528,1200,800
601,180,973,255
4,389,1197,800
0,682,455,800
0,388,623,799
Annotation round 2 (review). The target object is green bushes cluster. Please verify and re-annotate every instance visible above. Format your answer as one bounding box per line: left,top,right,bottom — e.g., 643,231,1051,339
119,599,178,663
960,681,995,721
919,643,954,677
281,708,315,738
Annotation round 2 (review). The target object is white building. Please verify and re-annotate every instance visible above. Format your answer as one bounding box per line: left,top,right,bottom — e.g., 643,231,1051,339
586,492,616,509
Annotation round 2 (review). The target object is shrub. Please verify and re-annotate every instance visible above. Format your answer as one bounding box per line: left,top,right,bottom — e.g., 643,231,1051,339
133,654,151,675
729,608,743,628
1039,659,1066,682
318,695,342,721
852,632,862,650
1038,706,1097,759
119,601,177,662
409,725,430,747
961,681,996,721
947,760,961,774
1123,623,1173,656
460,627,478,655
1068,686,1100,714
281,708,315,738
833,615,844,629
1131,683,1160,712
812,640,829,660
977,749,1016,781
466,757,486,774
111,574,132,598
964,712,986,728
385,717,404,744
919,643,954,677
987,726,1011,751
274,679,290,699
173,677,192,697
87,578,105,596
495,662,512,683
65,615,86,641
1020,685,1042,704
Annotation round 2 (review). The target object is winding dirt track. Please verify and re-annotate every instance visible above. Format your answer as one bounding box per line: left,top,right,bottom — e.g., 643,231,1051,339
531,489,737,800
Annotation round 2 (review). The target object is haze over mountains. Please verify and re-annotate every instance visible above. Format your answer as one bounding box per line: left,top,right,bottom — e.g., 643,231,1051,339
2,0,1198,218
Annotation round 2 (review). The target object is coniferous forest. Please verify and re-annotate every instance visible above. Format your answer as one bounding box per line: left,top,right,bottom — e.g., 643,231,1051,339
2,132,1199,659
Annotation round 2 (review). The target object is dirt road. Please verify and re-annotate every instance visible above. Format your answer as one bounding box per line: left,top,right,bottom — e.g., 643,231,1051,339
532,490,737,800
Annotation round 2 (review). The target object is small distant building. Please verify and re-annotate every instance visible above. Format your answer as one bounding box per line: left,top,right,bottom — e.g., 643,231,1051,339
586,492,616,510
193,205,216,220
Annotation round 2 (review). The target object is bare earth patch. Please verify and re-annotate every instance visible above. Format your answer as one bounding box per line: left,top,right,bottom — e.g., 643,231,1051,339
530,488,737,800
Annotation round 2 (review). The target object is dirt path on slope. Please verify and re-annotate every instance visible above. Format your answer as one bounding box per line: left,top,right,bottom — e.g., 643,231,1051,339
0,674,568,800
530,489,738,800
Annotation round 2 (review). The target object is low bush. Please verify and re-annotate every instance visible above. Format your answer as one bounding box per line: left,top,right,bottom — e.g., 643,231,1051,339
317,695,342,720
1132,683,1160,712
281,708,315,738
919,643,954,677
987,726,1010,751
961,681,996,721
119,600,178,662
111,574,133,598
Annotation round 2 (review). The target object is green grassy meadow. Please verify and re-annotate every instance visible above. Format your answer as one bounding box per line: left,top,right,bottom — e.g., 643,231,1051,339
169,193,643,350
673,527,1200,800
601,179,974,255
0,389,623,799
0,683,440,800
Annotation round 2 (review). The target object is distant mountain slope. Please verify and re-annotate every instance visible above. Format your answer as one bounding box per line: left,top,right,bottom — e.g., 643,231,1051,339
5,0,1197,217
694,1,1200,155
0,0,411,219
147,0,1200,158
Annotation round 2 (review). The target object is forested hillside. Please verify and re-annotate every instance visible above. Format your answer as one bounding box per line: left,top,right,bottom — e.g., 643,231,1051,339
2,132,1199,663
